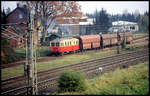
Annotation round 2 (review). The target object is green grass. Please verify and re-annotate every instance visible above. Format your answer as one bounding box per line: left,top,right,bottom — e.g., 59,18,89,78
132,32,148,39
14,48,26,54
14,46,50,57
52,61,149,95
1,65,24,78
37,49,116,71
1,49,116,79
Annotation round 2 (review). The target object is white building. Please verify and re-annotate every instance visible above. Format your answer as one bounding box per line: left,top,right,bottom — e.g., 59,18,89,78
79,16,95,35
108,21,139,32
79,16,94,25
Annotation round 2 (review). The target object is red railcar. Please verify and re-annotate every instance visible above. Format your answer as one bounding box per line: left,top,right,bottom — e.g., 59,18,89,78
50,38,79,55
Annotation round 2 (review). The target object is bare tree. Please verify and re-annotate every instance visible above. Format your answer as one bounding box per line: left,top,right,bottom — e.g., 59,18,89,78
18,1,82,42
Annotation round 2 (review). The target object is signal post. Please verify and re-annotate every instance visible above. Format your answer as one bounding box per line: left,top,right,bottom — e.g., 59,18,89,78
25,9,38,95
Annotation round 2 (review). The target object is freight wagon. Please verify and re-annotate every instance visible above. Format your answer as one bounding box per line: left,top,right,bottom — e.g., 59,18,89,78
119,32,133,44
74,35,100,51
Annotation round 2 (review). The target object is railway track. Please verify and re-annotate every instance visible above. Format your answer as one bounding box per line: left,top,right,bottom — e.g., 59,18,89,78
1,48,149,95
1,34,149,69
133,34,149,40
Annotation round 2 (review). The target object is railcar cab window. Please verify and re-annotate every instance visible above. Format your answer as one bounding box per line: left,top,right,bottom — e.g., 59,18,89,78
76,41,78,45
70,42,71,45
56,42,59,46
51,42,55,46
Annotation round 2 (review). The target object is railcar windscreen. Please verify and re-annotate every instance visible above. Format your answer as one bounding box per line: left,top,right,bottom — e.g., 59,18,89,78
56,42,59,46
51,42,55,46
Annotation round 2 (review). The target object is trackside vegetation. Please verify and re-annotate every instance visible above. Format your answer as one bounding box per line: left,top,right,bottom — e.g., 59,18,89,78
51,61,149,95
2,49,116,79
58,70,87,92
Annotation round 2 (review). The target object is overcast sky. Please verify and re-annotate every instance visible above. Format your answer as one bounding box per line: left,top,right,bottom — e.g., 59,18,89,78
77,1,149,14
1,1,149,15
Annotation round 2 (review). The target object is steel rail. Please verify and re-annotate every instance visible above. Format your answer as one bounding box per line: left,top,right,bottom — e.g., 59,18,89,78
1,49,148,95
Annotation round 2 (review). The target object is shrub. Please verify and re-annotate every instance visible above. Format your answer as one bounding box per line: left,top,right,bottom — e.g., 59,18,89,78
58,70,87,92
2,46,26,64
1,38,10,47
121,65,129,69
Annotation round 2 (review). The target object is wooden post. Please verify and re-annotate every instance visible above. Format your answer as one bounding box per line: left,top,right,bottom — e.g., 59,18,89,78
117,31,120,54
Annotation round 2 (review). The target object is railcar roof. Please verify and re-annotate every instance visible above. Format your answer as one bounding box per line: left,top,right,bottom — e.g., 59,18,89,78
50,37,78,42
101,33,118,38
76,35,100,39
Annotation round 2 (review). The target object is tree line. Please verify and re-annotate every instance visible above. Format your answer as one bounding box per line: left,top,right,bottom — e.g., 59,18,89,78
86,8,149,33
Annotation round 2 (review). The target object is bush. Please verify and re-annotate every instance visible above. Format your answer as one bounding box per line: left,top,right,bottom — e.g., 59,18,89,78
120,65,129,69
1,38,10,47
2,46,26,64
58,70,87,92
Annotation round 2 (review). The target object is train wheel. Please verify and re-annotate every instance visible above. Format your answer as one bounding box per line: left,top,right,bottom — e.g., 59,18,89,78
54,53,57,56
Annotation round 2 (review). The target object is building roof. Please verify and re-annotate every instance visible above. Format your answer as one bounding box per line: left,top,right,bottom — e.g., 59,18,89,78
112,21,137,26
2,26,25,35
47,33,61,38
6,6,29,18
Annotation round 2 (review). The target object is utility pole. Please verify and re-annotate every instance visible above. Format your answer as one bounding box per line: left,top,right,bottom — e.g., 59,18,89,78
117,31,120,54
26,9,38,95
123,22,126,45
117,19,120,54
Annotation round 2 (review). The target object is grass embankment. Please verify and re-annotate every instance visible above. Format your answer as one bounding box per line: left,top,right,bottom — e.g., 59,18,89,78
2,49,116,79
132,32,148,39
53,61,149,95
14,46,50,57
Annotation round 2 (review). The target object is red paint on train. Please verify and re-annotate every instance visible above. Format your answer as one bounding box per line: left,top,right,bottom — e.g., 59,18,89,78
50,45,79,53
